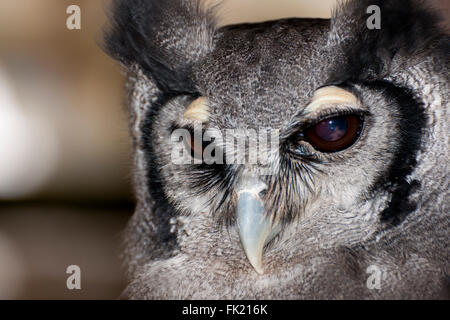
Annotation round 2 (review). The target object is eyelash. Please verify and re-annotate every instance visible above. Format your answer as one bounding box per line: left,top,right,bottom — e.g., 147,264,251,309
300,108,369,129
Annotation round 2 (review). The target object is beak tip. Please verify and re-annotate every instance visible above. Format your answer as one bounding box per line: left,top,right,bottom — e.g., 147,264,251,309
254,266,265,275
247,255,265,275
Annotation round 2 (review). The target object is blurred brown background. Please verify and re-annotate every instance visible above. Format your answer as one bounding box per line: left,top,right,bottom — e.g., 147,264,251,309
0,0,447,299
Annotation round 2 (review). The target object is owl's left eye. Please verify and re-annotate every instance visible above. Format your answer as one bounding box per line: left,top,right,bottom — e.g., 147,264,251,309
304,115,363,152
185,134,204,159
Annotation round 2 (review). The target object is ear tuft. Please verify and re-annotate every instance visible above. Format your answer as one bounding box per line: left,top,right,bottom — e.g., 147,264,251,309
328,0,447,83
104,0,219,93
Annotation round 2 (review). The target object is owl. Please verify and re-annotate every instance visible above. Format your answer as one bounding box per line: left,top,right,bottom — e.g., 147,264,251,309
104,0,449,299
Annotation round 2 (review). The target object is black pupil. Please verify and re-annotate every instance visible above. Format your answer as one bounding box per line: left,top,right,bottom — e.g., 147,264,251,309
314,116,348,142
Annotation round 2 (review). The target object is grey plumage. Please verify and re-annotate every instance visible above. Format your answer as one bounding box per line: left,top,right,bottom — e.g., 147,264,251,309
104,0,449,299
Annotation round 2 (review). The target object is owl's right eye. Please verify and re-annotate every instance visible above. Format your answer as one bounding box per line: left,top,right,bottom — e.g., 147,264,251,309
294,86,367,153
304,114,364,152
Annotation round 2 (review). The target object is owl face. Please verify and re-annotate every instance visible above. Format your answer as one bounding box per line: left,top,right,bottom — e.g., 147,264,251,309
105,0,449,298
141,19,423,273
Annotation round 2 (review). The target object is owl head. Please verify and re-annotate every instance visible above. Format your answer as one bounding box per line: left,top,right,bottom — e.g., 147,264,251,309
105,0,449,299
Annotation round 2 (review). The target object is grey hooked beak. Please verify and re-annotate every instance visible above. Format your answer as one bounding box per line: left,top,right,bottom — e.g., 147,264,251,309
236,177,281,274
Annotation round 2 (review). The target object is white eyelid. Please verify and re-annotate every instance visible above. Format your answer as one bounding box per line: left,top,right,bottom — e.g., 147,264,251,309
304,86,360,115
183,97,210,122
